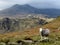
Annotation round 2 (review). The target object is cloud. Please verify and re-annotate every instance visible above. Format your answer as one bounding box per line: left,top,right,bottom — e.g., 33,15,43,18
29,0,60,9
0,0,31,4
0,0,60,10
0,0,31,9
0,0,13,9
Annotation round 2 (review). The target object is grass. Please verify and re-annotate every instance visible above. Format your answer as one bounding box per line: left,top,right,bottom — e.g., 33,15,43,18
0,17,60,45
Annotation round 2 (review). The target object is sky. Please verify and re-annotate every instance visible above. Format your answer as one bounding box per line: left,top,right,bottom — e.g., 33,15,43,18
0,0,60,10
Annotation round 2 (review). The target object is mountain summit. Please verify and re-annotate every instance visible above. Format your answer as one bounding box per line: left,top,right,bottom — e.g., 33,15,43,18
0,4,60,17
0,4,40,16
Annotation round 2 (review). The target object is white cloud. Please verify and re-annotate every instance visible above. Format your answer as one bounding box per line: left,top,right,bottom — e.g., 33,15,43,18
0,0,13,9
29,0,60,9
0,0,31,9
0,0,60,9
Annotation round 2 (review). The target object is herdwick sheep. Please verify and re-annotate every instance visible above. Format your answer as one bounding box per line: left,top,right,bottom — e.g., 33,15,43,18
39,28,50,41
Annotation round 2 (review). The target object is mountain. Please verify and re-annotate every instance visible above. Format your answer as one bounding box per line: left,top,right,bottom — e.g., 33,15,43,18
0,4,60,17
0,4,40,16
40,9,60,17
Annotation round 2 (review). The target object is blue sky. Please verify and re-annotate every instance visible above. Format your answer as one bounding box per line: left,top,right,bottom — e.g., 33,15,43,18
0,0,60,10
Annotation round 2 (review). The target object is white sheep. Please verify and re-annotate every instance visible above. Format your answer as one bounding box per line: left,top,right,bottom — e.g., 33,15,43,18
39,28,50,40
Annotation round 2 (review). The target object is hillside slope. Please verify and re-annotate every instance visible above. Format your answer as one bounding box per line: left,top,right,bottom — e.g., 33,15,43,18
0,17,60,45
0,17,60,39
43,16,60,30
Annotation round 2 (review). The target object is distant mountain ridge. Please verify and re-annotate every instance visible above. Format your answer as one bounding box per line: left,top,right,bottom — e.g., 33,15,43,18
0,4,60,17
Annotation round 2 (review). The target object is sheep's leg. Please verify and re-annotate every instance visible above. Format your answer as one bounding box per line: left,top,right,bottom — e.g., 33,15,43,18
40,35,42,40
